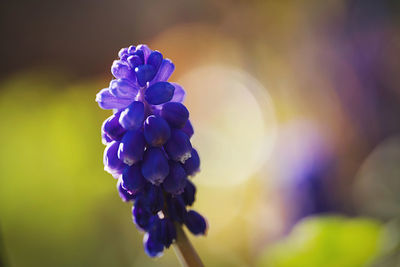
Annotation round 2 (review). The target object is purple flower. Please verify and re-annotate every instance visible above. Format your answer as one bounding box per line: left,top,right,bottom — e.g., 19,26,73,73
96,44,206,257
184,210,208,236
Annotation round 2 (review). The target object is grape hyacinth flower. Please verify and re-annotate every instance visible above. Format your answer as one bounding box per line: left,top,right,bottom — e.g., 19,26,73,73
96,44,207,264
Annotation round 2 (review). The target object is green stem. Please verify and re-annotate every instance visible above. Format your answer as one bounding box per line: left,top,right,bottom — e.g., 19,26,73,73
173,223,204,267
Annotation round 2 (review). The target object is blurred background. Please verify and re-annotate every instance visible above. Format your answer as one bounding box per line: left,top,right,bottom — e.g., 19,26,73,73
1,0,400,266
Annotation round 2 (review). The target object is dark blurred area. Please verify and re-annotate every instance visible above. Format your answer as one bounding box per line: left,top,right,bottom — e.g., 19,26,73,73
0,0,220,79
1,0,400,266
0,0,398,80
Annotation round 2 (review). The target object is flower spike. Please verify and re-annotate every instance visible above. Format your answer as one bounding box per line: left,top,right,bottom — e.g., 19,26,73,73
96,44,206,260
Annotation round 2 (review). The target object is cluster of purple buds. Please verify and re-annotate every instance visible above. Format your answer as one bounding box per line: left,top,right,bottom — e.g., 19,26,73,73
96,44,207,257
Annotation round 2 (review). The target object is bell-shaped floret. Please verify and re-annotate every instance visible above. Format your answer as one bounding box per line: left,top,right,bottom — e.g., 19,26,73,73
182,148,200,176
184,210,207,236
160,102,189,129
121,163,146,193
104,141,125,177
118,130,145,166
145,82,175,105
163,162,187,195
143,115,171,147
165,129,192,163
141,148,170,185
182,180,196,206
119,101,145,131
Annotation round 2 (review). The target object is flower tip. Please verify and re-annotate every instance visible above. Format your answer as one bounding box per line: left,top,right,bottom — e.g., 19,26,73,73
184,210,208,236
143,232,164,258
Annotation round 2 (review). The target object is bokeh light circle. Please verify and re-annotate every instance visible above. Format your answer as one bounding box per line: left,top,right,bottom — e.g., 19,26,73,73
178,65,277,187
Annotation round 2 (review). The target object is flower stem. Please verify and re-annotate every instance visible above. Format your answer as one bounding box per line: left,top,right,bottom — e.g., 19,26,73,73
173,223,204,267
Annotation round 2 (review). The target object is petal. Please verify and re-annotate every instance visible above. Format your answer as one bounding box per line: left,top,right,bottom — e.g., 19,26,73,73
151,59,175,84
145,82,175,105
109,79,139,99
170,83,186,103
96,88,133,110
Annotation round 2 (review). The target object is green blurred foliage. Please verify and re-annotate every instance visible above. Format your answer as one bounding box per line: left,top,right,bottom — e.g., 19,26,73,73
257,216,383,267
0,71,181,267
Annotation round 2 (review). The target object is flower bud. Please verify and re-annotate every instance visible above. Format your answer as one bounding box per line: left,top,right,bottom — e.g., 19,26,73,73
166,196,187,223
109,79,138,98
121,163,146,192
143,218,164,257
184,210,207,236
111,60,133,80
117,179,135,202
160,218,176,248
127,45,136,55
135,44,152,61
141,147,169,185
163,162,187,195
102,112,126,141
143,184,164,213
118,47,128,59
165,129,192,163
119,101,145,131
182,180,196,206
160,102,189,128
145,82,175,105
152,59,174,83
127,55,143,69
143,115,171,147
101,128,112,145
182,120,194,138
132,49,144,61
132,201,156,231
104,141,125,177
135,64,156,87
96,88,132,110
182,148,200,176
147,51,163,72
118,130,145,166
